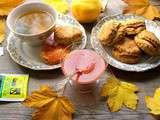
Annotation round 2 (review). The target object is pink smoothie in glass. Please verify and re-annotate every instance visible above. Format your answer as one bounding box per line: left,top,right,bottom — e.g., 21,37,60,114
62,50,106,85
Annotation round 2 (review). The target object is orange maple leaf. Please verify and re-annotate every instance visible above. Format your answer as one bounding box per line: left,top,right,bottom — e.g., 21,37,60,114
0,0,24,16
122,0,160,20
24,86,75,120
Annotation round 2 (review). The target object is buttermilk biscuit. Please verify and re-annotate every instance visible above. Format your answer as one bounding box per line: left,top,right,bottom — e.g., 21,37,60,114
114,38,141,56
121,19,146,35
135,30,160,56
112,50,140,64
54,25,82,45
112,38,141,64
98,20,125,46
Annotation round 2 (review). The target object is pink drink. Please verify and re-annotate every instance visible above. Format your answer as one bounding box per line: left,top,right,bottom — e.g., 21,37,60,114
62,49,106,92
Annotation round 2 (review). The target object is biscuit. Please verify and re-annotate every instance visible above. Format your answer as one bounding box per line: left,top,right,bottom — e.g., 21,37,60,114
114,38,141,56
121,19,146,35
123,19,145,28
113,25,126,45
112,49,140,64
135,38,158,56
54,25,82,45
98,20,125,46
112,38,141,64
137,30,160,48
135,30,160,56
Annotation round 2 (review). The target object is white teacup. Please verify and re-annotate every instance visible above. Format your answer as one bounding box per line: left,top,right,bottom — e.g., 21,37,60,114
7,2,57,46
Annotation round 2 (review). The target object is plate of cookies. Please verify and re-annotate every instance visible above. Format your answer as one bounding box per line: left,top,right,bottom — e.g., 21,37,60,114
91,14,160,72
7,14,87,70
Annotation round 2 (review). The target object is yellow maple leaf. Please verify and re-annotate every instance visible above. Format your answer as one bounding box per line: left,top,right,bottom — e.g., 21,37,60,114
101,76,139,112
145,88,160,115
43,0,69,14
24,86,75,120
0,0,24,16
122,0,160,20
0,19,5,44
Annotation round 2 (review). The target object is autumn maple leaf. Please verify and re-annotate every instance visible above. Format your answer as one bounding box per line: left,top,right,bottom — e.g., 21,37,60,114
101,76,139,112
145,88,160,115
122,0,160,20
24,86,75,120
0,0,24,16
0,19,5,44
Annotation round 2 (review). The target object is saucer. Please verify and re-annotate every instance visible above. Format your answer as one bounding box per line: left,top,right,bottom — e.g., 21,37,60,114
91,14,160,72
7,13,87,70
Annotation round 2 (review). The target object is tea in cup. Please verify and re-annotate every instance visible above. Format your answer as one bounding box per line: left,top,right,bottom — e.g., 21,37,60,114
7,2,57,46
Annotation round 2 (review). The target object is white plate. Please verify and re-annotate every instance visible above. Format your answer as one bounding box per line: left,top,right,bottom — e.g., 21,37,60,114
91,14,160,72
7,14,87,70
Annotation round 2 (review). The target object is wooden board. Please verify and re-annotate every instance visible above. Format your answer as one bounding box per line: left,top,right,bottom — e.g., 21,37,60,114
0,0,160,120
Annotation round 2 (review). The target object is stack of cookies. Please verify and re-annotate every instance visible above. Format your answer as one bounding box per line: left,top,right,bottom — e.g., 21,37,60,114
98,19,160,64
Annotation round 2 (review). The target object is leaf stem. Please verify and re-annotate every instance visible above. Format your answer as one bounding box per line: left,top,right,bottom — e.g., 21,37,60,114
104,0,110,14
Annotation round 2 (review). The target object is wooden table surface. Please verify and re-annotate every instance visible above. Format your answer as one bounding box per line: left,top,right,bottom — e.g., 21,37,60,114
0,0,160,120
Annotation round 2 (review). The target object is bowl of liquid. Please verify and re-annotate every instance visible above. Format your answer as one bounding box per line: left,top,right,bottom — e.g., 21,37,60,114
7,2,57,46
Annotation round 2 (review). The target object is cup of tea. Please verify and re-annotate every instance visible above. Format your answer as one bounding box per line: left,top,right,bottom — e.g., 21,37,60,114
7,2,57,46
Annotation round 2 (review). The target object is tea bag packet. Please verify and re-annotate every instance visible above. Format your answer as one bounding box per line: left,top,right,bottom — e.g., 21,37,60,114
0,74,29,101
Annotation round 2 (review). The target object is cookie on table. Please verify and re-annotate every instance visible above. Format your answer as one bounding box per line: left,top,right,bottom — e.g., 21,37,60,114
98,20,125,46
112,38,142,64
54,25,82,45
121,19,146,35
135,30,160,56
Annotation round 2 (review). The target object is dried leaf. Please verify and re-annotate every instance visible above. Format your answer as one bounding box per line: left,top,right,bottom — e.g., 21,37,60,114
145,88,160,115
43,0,69,14
0,0,24,16
0,19,5,44
101,76,139,112
24,86,75,120
122,0,160,20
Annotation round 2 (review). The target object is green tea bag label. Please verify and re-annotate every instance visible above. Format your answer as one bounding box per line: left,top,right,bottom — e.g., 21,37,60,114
0,74,29,101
